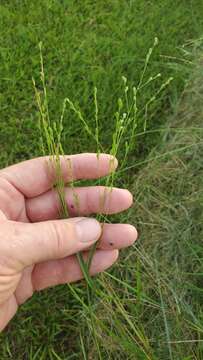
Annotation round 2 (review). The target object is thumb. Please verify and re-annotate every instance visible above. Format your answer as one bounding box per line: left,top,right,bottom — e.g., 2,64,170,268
2,218,101,270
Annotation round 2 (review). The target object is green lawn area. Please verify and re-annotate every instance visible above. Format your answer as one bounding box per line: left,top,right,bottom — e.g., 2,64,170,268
0,1,203,359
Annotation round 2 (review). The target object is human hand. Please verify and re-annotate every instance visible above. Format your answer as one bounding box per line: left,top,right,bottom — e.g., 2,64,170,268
0,153,137,331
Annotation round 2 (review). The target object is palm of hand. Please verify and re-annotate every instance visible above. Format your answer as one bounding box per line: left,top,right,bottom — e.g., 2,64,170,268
0,175,33,327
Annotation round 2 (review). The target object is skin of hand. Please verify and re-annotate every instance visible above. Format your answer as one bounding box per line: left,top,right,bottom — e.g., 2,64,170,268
0,153,137,331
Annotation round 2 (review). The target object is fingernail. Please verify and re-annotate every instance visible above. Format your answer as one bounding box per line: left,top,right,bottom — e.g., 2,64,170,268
76,218,101,243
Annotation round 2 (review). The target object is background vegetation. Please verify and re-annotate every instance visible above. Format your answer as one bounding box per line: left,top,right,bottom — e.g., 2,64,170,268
0,1,203,359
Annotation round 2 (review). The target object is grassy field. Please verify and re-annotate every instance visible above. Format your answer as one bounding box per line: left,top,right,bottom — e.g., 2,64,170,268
0,1,203,359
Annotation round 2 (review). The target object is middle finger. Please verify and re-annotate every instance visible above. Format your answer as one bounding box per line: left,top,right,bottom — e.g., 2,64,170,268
26,186,133,222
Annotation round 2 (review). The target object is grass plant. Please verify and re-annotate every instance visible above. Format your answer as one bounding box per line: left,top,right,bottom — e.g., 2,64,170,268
31,39,172,358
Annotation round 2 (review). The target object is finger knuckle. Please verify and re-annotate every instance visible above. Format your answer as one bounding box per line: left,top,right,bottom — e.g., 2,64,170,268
51,221,75,257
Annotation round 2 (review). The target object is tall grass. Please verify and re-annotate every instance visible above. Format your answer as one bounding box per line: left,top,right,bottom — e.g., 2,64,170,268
32,39,173,358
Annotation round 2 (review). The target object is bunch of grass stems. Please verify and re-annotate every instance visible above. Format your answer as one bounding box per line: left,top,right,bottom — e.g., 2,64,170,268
33,39,172,357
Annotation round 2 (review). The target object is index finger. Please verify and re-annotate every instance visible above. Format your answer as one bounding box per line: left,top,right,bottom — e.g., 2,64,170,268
0,153,118,198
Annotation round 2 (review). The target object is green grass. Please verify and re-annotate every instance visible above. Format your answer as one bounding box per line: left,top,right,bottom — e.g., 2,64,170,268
0,1,203,359
1,0,203,165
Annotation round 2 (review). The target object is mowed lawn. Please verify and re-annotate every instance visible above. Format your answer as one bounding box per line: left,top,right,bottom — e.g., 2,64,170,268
0,1,203,359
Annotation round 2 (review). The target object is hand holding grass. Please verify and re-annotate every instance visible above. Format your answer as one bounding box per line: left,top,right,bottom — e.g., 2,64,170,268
0,153,137,331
